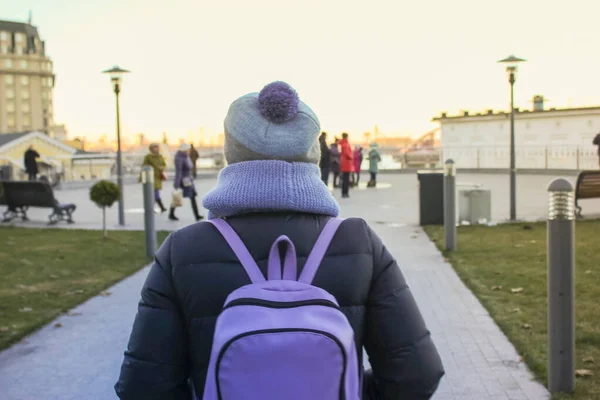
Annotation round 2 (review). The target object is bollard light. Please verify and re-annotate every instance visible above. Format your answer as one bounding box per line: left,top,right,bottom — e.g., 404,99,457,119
142,165,157,259
546,178,575,394
548,183,575,220
444,159,456,177
444,159,457,251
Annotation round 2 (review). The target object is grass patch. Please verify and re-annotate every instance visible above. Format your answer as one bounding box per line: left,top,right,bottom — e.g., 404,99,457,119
0,227,169,351
424,220,600,399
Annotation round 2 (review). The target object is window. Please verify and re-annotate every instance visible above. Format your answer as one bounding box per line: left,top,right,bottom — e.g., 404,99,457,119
22,102,30,112
15,34,23,43
4,59,12,68
20,60,28,69
16,47,23,55
6,88,14,99
7,115,15,127
23,115,31,126
5,75,13,85
6,101,15,112
22,90,30,99
41,91,47,99
0,32,8,41
20,76,29,85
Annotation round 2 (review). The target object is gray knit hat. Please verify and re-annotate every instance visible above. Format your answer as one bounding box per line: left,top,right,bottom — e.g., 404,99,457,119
224,81,321,164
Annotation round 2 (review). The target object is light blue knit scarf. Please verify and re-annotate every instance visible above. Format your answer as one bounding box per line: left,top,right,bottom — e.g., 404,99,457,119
203,160,340,219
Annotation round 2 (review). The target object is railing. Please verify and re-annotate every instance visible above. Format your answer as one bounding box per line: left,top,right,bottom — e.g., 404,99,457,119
440,145,598,171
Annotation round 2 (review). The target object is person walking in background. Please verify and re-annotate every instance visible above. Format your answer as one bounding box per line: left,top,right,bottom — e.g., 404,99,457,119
330,138,341,187
594,132,600,168
23,146,40,181
352,145,363,187
339,132,354,198
115,81,444,400
142,143,167,213
319,131,332,185
367,142,381,187
170,142,204,221
189,144,200,178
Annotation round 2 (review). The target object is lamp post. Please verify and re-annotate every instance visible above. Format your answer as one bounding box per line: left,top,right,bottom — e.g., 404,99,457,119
103,65,130,226
498,55,526,221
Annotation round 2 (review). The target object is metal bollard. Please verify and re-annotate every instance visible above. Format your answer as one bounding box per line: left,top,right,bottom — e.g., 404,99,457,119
444,159,457,251
142,166,157,259
547,178,575,394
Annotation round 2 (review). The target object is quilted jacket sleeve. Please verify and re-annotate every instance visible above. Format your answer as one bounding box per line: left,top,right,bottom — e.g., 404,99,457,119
363,226,444,400
115,234,191,400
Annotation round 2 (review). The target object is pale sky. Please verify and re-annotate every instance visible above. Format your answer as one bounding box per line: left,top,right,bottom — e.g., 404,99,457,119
4,0,600,142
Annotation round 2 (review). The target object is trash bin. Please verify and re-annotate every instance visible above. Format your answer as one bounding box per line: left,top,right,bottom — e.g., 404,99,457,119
459,189,491,224
417,170,444,225
0,165,12,181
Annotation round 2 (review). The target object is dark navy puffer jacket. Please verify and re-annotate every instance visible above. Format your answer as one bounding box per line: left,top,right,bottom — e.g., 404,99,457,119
115,213,444,400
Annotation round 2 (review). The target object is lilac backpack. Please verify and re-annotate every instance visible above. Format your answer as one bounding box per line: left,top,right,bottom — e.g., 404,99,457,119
202,217,360,400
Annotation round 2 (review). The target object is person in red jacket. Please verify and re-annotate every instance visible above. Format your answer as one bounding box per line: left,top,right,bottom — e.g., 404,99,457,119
339,132,354,198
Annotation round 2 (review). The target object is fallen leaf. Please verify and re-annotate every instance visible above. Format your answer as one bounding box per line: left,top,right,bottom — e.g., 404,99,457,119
491,285,503,291
583,356,595,364
0,327,9,332
74,289,84,294
511,288,524,293
67,311,82,317
54,323,63,328
50,275,59,279
20,259,33,266
585,270,592,275
100,291,111,297
19,307,33,313
522,324,531,330
17,284,28,289
510,308,521,313
519,356,524,362
514,244,524,248
576,369,593,378
410,235,418,239
530,240,537,244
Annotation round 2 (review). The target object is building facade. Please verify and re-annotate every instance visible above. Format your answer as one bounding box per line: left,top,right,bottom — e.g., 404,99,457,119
0,131,115,182
0,20,55,136
433,97,600,170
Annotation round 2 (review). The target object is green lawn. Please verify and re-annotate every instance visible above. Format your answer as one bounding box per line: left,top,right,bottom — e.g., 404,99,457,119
0,227,169,351
424,221,600,399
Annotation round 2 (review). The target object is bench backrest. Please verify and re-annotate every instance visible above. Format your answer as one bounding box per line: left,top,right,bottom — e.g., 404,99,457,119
575,171,600,199
1,181,58,208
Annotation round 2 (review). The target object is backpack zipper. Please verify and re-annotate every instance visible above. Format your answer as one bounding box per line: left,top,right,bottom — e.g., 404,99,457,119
215,328,347,400
222,298,340,311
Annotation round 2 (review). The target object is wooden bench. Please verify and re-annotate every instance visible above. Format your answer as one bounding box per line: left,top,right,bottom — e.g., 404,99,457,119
575,170,600,218
0,181,76,225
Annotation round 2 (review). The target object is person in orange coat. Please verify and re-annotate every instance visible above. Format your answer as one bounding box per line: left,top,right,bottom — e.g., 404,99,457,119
339,132,354,198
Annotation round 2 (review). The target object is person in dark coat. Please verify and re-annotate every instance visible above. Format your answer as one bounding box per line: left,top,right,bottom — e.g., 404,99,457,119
189,144,200,178
330,139,341,187
169,142,203,221
23,146,40,181
594,132,600,168
319,131,332,185
115,81,444,400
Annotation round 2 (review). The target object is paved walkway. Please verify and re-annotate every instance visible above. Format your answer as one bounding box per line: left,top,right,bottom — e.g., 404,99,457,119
0,177,551,399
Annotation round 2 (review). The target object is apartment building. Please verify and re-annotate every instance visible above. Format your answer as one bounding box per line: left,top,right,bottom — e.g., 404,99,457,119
0,19,55,135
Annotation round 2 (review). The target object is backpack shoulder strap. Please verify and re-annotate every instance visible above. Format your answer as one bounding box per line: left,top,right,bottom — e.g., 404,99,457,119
298,218,345,285
207,219,266,284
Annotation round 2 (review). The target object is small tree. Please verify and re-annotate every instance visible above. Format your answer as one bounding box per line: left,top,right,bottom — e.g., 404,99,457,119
89,180,121,237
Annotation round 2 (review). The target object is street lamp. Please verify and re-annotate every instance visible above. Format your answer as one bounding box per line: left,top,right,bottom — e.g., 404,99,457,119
498,55,526,221
103,65,130,226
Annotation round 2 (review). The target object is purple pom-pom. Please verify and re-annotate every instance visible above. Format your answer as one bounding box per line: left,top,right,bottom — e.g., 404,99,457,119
258,81,299,123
